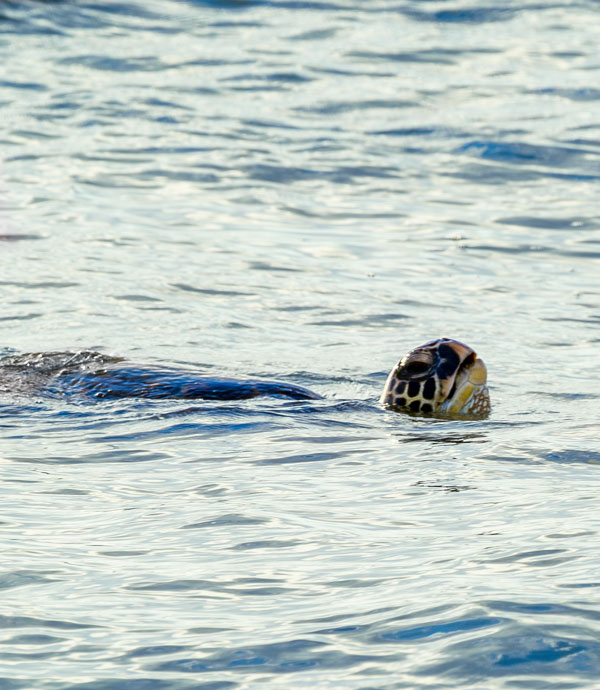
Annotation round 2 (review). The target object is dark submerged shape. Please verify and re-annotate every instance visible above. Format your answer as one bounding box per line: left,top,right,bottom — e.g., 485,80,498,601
0,351,320,402
65,368,320,401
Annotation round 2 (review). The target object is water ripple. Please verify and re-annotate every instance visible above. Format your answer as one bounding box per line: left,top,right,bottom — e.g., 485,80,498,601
151,638,377,674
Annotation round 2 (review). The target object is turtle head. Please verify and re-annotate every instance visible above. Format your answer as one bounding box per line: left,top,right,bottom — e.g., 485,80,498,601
380,338,490,419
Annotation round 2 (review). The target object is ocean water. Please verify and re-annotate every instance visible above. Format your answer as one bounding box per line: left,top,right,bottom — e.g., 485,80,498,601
1,1,599,688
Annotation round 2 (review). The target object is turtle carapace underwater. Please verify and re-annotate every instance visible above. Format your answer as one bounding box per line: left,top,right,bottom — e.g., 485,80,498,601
0,338,490,419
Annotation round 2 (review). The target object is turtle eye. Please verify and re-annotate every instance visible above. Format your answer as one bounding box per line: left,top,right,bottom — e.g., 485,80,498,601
404,360,429,375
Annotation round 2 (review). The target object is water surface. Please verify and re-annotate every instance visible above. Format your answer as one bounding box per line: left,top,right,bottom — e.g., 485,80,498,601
1,1,599,688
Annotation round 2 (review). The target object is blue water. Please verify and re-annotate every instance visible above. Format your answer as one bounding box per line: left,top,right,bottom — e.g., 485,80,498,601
1,1,600,688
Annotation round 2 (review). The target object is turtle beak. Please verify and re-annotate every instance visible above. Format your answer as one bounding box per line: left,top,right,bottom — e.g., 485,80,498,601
440,355,490,417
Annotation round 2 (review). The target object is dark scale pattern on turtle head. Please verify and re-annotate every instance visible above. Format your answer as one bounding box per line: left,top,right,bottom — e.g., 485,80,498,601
436,344,460,379
422,377,436,400
407,380,421,398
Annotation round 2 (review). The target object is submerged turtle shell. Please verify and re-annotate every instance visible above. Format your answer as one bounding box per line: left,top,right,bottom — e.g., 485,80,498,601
0,351,319,401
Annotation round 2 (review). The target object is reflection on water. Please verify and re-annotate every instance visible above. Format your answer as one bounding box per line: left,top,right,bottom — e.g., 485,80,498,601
1,0,600,688
399,430,488,446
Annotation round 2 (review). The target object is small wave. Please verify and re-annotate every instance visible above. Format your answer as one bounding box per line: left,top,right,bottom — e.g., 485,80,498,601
455,140,600,181
150,638,376,674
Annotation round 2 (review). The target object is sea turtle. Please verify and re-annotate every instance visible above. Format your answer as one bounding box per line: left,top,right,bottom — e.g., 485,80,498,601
0,338,490,418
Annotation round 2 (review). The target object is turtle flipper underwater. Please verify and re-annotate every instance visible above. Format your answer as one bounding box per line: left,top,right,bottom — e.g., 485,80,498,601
0,338,490,418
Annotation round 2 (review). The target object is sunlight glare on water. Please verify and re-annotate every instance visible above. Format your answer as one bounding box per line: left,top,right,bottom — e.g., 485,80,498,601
1,1,599,688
